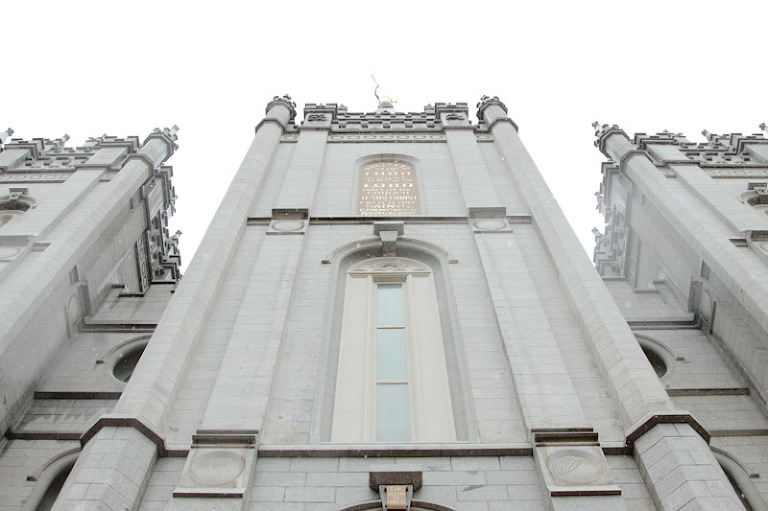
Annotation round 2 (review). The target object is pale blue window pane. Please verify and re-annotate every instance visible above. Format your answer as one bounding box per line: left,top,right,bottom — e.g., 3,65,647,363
376,384,410,441
377,284,404,325
377,329,407,380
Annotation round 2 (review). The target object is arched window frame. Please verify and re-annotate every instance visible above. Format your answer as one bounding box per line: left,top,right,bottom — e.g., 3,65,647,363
331,256,457,443
22,449,79,511
712,448,768,511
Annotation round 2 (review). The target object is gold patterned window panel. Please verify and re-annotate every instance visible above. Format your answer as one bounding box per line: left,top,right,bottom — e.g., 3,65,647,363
358,161,419,215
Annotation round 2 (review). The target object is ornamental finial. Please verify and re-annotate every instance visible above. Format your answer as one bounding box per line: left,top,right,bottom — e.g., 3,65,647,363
592,122,621,142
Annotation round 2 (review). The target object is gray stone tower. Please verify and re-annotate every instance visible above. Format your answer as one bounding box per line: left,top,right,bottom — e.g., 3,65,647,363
0,98,761,510
0,127,181,509
594,124,768,510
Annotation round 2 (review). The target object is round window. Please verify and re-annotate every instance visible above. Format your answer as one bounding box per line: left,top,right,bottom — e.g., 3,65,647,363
642,346,668,378
112,345,146,383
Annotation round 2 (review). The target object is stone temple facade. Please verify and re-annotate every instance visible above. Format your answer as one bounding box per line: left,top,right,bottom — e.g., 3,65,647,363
1,97,767,510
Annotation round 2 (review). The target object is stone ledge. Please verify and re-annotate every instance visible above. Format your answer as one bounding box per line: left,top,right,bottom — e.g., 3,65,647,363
369,471,422,491
34,391,122,399
625,411,710,452
256,443,533,458
666,388,750,397
80,413,166,455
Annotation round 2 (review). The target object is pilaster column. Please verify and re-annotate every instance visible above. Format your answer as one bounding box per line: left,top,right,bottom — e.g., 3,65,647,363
483,98,672,510
275,108,329,210
59,99,294,511
52,427,157,511
112,97,295,429
486,102,673,431
594,125,745,509
442,110,502,209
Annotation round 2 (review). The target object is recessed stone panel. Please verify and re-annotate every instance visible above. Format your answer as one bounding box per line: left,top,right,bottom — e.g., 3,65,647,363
174,446,257,498
535,445,621,497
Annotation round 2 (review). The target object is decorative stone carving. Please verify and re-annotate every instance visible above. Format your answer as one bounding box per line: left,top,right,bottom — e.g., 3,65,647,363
267,208,308,236
272,219,305,232
535,444,620,496
306,114,328,122
472,219,508,231
349,257,430,276
546,448,603,485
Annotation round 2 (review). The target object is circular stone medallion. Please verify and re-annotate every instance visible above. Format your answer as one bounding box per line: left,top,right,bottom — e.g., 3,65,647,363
546,449,602,485
190,451,246,487
473,219,508,231
272,220,304,232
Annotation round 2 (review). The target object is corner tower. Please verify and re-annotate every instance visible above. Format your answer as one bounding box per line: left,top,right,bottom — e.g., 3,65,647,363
0,127,181,509
595,124,768,510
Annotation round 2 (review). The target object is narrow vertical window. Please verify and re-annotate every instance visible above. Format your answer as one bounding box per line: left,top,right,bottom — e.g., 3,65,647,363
376,283,410,441
332,257,456,442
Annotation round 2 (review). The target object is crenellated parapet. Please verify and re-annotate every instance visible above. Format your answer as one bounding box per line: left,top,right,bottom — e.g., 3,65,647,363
284,99,510,144
0,129,181,286
0,133,142,174
298,101,470,134
594,122,768,171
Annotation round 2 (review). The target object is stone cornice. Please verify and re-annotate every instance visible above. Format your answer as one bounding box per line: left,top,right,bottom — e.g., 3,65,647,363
81,413,167,455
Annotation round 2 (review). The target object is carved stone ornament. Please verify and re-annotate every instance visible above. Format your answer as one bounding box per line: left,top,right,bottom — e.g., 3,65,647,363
445,113,465,121
535,444,620,496
473,219,508,232
272,219,305,232
349,257,430,276
306,114,328,122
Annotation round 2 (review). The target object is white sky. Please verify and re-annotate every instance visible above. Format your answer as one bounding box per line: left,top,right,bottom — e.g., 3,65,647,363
3,0,767,268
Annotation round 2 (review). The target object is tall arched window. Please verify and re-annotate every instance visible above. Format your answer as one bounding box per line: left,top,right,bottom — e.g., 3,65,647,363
331,257,456,442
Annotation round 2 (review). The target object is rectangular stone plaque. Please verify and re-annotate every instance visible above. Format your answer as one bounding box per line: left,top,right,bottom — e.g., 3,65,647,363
385,485,407,510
